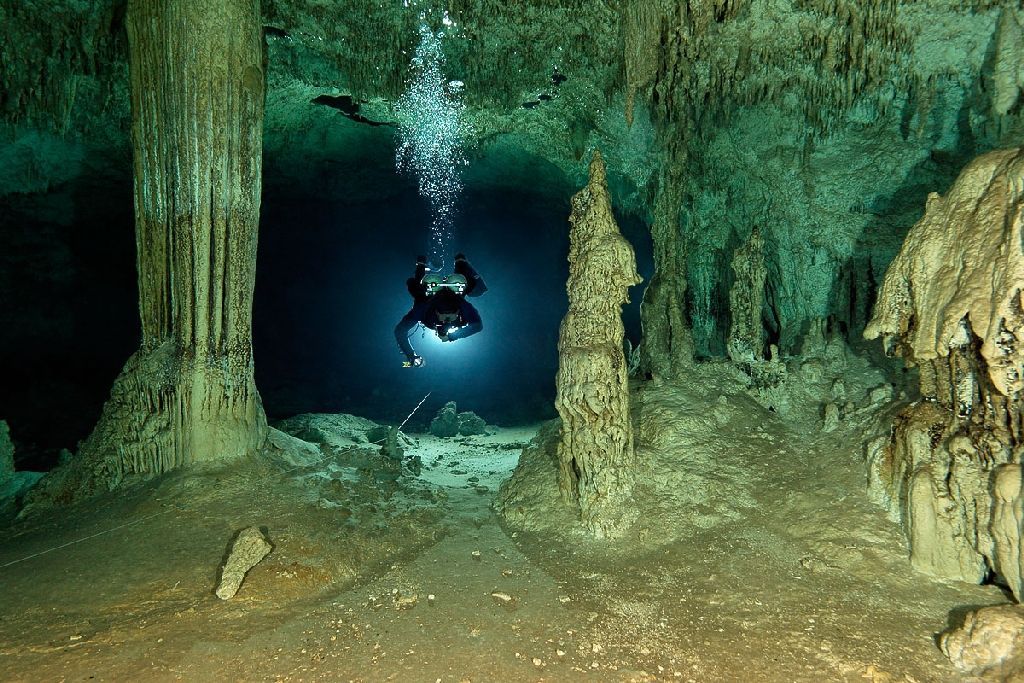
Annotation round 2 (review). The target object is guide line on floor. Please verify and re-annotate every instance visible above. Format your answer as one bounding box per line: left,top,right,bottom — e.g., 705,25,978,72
0,391,433,571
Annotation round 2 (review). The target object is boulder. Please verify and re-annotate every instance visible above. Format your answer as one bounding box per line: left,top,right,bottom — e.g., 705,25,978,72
940,604,1024,675
457,411,487,436
215,526,272,599
429,402,460,438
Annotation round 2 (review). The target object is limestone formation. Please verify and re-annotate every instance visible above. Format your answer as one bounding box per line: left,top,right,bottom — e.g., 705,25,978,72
215,526,272,600
865,148,1024,596
940,605,1024,676
555,150,642,538
727,227,767,364
639,162,693,379
992,8,1024,118
25,0,269,507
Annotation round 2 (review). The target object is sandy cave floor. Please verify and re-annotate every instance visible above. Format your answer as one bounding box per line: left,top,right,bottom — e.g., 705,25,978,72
0,392,1013,683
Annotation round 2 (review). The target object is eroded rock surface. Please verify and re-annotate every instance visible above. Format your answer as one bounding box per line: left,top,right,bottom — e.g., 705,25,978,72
940,605,1024,676
0,421,13,486
429,402,460,438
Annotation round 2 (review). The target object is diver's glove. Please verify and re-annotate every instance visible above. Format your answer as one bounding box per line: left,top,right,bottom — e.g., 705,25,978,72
454,253,466,262
402,355,425,368
416,255,427,265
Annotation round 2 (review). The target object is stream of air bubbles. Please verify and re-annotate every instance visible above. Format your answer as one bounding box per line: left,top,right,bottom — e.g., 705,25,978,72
395,17,469,269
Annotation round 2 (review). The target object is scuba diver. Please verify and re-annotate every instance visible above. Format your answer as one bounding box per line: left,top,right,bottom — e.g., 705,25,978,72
395,253,488,367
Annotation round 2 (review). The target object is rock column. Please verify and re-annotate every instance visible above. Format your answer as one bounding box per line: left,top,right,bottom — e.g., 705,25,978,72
555,150,642,538
28,0,268,505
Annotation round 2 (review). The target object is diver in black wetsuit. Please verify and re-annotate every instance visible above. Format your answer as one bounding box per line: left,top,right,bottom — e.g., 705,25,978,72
395,253,488,367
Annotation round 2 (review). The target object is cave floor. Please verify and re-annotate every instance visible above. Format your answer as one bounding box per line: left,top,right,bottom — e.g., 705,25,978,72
0,400,1010,682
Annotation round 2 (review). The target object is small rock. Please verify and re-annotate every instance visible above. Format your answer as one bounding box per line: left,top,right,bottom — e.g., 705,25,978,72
215,526,272,600
490,591,514,606
395,594,418,610
940,604,1024,673
830,378,846,402
532,657,543,667
868,384,894,405
471,550,482,561
457,411,487,436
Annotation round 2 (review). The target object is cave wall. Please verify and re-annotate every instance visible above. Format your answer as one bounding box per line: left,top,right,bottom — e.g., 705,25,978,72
626,1,1022,357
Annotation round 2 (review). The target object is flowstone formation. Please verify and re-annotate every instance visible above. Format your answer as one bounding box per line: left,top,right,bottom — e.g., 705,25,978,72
24,0,268,508
554,150,642,538
864,148,1024,597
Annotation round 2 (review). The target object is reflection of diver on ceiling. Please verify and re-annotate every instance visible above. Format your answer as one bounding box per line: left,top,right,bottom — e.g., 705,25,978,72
395,253,488,367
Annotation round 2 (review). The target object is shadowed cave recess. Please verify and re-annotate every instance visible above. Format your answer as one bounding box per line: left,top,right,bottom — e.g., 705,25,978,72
2,1,1024,681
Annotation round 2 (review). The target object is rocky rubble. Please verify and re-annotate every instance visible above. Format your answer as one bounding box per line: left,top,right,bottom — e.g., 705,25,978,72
428,402,488,438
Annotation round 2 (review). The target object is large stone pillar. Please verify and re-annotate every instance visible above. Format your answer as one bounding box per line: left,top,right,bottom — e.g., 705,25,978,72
555,150,643,538
27,0,268,505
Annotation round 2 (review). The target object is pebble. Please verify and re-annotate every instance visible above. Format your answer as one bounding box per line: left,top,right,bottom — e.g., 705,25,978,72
471,550,482,561
490,591,514,605
395,594,418,610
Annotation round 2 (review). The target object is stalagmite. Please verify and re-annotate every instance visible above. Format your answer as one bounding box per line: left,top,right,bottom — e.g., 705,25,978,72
865,147,1024,597
727,227,766,363
639,162,693,378
992,8,1024,118
25,0,268,506
555,150,642,538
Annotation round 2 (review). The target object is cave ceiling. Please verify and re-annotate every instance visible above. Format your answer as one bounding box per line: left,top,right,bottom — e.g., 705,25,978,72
2,0,1017,206
1,1,1022,354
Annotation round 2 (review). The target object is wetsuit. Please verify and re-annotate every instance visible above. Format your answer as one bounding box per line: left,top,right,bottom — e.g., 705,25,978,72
395,255,488,363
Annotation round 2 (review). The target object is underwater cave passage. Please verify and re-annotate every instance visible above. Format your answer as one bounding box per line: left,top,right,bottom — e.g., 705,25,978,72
3,1,1024,680
253,158,652,432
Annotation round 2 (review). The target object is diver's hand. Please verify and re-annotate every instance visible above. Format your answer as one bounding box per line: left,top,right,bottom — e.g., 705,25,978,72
454,252,466,262
402,355,425,368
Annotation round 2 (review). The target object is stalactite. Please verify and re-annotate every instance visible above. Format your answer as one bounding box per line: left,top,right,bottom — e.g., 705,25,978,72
555,150,642,539
992,7,1024,118
865,147,1024,598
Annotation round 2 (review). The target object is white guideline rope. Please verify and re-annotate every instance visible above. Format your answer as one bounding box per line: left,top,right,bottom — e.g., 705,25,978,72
0,392,434,571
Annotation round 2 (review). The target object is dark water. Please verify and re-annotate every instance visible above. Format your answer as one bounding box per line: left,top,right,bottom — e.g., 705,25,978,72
1,176,651,469
254,187,652,429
